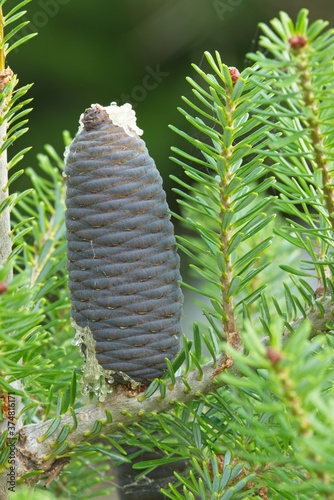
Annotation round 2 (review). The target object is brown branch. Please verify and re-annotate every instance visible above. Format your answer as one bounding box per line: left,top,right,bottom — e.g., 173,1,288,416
282,295,334,341
0,96,11,277
43,458,70,488
13,353,230,487
219,90,238,344
0,7,5,73
0,27,24,496
296,50,334,229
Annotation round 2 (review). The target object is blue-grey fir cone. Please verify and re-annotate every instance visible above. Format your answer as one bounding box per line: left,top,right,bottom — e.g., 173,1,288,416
65,104,183,385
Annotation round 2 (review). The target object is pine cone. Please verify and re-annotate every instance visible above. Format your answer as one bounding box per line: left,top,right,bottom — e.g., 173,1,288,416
65,104,183,387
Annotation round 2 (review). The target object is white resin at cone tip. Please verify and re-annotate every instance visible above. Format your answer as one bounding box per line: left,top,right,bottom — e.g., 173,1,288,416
64,102,143,167
80,102,143,137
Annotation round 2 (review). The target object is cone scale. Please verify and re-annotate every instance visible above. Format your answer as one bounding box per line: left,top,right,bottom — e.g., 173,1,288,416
65,103,182,391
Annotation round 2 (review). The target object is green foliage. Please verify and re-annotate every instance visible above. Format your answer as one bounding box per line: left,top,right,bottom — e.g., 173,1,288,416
1,6,334,500
0,0,37,56
0,141,79,419
1,139,119,496
170,62,275,318
247,9,334,295
131,8,334,499
9,444,119,499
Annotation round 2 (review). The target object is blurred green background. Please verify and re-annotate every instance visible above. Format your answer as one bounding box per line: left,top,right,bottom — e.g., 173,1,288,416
6,0,334,210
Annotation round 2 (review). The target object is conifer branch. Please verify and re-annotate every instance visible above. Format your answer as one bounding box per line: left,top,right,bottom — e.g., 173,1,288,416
0,9,14,498
0,6,11,280
283,295,334,341
219,85,238,342
14,353,230,484
0,4,34,498
12,300,332,487
295,45,334,230
0,7,4,72
0,108,10,274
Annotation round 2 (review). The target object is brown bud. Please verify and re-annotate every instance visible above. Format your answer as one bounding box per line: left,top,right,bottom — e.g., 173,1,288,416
267,347,283,365
229,66,240,84
0,68,13,91
0,282,8,295
289,35,308,50
258,486,269,500
207,454,224,478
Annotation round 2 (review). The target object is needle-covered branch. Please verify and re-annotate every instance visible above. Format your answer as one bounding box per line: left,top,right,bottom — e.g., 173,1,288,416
14,353,229,484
